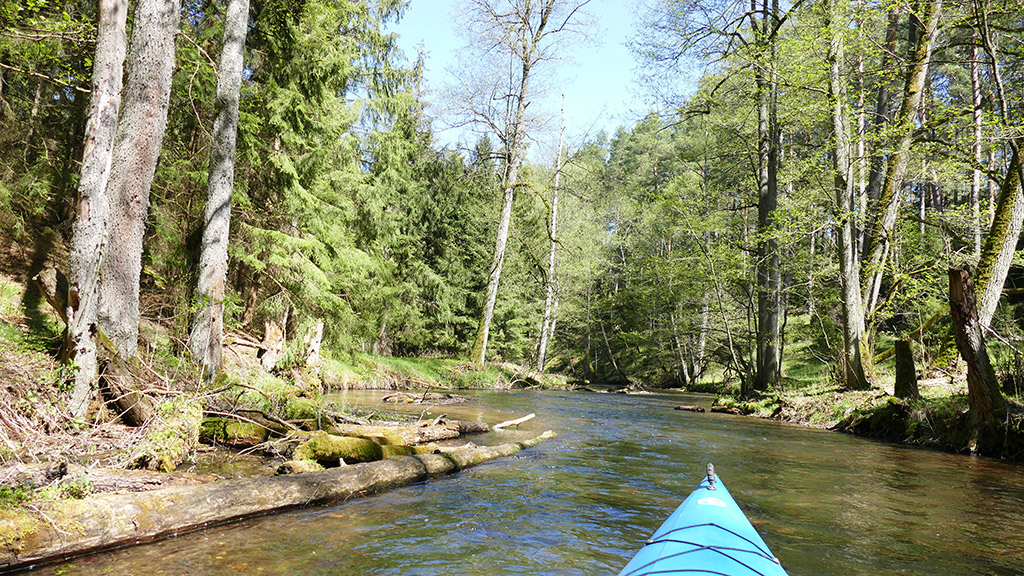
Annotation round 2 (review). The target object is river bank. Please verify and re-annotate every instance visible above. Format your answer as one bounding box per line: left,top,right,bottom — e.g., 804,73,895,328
0,268,567,572
711,378,1024,460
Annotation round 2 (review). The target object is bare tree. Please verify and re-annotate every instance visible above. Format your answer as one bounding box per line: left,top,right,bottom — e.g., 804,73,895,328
66,0,129,419
190,0,251,380
451,0,592,367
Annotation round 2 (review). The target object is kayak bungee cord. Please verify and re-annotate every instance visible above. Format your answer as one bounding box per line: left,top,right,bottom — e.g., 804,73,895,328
644,522,779,562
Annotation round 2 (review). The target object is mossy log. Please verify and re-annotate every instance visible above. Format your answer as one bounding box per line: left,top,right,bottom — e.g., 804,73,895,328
327,419,489,446
293,431,383,465
0,431,556,571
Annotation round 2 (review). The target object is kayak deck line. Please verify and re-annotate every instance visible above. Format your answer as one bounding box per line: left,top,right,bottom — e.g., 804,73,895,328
617,465,790,576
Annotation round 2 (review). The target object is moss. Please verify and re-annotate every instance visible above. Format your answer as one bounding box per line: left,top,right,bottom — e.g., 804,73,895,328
199,418,268,446
0,508,39,554
381,444,440,458
130,396,203,472
283,396,320,421
276,459,325,474
293,431,383,466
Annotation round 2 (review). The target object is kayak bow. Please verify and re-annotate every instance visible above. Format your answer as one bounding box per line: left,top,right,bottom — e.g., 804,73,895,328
617,464,789,576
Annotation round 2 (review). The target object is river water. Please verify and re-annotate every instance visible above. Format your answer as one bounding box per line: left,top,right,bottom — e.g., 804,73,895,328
31,390,1024,575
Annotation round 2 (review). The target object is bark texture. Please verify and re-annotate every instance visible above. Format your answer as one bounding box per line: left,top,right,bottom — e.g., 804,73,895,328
190,0,250,379
66,0,129,419
948,268,1006,448
0,432,555,571
98,0,180,358
975,146,1024,327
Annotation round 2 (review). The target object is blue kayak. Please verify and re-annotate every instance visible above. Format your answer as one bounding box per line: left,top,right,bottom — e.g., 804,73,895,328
617,465,789,576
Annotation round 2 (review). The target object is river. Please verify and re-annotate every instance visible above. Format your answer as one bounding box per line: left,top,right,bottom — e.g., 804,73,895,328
30,390,1024,575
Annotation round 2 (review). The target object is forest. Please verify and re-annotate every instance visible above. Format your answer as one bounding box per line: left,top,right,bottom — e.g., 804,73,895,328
2,0,1024,570
2,0,1024,502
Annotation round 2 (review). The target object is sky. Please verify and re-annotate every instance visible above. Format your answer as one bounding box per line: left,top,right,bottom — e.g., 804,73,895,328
386,0,653,158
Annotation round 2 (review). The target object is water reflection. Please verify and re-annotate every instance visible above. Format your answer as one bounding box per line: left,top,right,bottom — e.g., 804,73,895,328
27,390,1024,576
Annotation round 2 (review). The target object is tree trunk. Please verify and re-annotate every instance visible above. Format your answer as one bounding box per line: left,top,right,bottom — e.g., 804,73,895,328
752,0,781,393
828,0,870,390
471,2,560,367
859,7,900,256
863,0,941,317
537,94,565,372
66,0,129,419
948,267,1007,451
974,145,1024,327
970,33,983,258
190,0,250,380
98,0,180,359
893,339,919,399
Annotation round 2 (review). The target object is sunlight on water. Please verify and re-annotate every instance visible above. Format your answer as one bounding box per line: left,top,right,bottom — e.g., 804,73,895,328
29,390,1024,576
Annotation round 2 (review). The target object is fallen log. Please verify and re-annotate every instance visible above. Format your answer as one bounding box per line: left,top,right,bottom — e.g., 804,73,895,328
0,431,555,571
674,405,706,413
327,418,489,446
493,413,535,430
0,463,216,495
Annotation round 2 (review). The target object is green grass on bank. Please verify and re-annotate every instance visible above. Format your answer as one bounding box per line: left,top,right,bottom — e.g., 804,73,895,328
319,354,569,391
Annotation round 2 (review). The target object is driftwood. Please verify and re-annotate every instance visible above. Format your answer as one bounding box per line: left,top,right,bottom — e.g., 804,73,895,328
674,405,706,413
0,431,556,571
328,418,489,446
380,391,468,405
493,413,535,430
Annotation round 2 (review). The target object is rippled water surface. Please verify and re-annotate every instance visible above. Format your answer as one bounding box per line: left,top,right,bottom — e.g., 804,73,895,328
32,390,1024,575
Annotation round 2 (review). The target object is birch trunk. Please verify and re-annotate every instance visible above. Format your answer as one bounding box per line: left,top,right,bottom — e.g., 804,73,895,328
536,94,565,372
828,0,870,390
471,1,561,367
190,0,250,380
862,0,941,317
98,0,180,359
66,0,129,419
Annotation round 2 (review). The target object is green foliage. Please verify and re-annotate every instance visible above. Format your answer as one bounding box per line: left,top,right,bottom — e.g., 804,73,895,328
0,485,32,508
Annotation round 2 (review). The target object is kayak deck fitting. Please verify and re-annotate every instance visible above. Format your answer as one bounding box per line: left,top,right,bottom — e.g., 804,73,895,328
617,464,790,576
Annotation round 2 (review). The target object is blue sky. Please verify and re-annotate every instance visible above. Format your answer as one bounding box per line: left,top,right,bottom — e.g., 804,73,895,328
386,0,651,156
